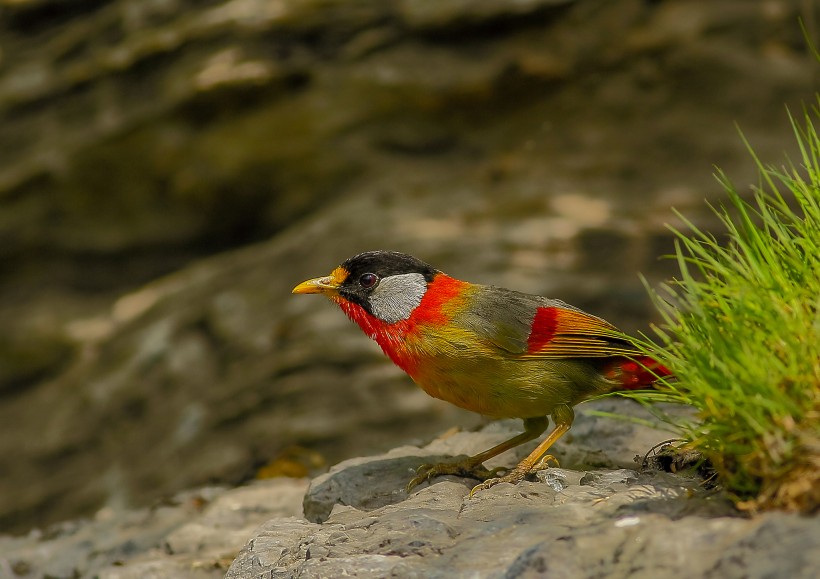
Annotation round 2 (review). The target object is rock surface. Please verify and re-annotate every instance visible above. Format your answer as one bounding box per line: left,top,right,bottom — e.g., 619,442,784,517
4,399,818,578
231,478,820,579
0,477,309,579
228,404,820,578
1,0,818,534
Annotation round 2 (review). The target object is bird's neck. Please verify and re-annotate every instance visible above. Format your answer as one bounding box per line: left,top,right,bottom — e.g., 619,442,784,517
336,274,470,376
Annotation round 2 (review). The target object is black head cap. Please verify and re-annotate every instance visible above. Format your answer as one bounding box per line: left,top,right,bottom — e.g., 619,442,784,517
337,251,439,310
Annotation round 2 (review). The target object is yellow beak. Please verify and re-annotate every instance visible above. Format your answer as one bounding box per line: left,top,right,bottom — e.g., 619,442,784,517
292,275,341,295
293,266,349,295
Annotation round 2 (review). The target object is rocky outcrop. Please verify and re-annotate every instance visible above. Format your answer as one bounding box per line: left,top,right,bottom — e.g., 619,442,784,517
0,477,309,579
231,476,819,579
3,0,811,272
1,0,817,533
4,400,818,578
229,404,820,578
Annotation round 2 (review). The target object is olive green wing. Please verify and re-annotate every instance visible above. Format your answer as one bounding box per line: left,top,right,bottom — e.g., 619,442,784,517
456,285,635,358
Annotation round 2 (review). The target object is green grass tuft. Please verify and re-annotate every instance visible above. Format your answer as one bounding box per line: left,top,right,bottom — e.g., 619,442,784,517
631,99,820,513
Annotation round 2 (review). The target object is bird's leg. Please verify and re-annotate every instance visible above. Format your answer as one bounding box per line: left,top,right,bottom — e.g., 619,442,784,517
406,416,549,492
470,404,574,496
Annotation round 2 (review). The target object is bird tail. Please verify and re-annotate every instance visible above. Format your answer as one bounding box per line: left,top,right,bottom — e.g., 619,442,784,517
603,356,672,390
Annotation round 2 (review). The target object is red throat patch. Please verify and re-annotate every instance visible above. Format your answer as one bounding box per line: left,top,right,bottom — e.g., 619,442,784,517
335,274,468,376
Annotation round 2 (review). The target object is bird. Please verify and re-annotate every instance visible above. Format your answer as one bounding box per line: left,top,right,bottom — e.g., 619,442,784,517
292,250,670,494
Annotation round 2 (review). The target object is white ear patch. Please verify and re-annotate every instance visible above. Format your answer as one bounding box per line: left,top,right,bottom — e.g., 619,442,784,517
368,273,427,323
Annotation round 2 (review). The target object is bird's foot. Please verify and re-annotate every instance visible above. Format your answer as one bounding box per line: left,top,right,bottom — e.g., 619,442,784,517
469,454,559,497
532,454,560,471
469,467,528,496
406,459,507,493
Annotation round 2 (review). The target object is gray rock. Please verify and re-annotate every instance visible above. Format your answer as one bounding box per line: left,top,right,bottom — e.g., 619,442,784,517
228,432,819,579
3,411,818,578
303,398,691,524
0,478,308,579
303,451,453,524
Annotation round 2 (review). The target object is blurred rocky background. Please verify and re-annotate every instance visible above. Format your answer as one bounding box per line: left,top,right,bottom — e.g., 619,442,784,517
0,0,817,537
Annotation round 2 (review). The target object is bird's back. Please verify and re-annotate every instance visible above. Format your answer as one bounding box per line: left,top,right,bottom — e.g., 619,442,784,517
406,283,631,418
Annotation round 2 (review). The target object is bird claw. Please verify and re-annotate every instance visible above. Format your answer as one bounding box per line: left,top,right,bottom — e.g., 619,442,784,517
469,468,528,496
533,454,560,471
406,460,507,493
468,455,559,497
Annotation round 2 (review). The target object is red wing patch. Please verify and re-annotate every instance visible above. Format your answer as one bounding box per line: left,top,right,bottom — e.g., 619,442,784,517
524,306,634,358
526,307,558,353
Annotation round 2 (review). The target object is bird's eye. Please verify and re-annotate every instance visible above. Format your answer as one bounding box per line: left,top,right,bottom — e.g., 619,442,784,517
359,273,378,289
